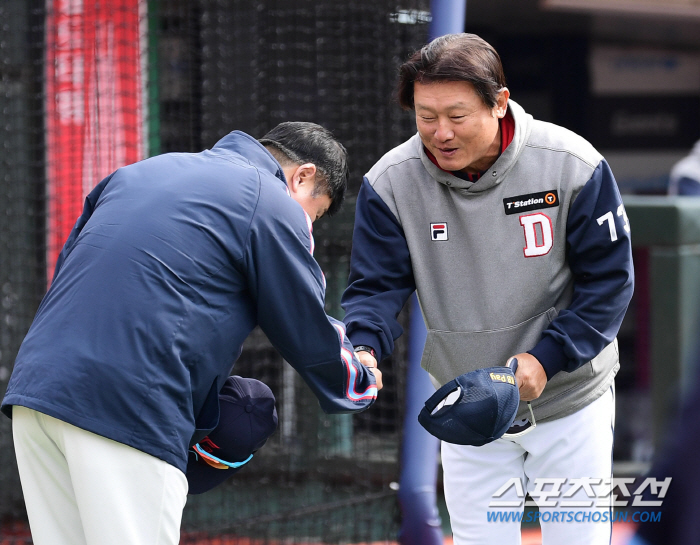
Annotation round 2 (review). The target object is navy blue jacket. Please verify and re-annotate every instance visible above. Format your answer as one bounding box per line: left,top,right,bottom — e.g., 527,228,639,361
2,131,376,472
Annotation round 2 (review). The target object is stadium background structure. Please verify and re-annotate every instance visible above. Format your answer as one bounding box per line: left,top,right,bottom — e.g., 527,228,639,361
4,0,700,543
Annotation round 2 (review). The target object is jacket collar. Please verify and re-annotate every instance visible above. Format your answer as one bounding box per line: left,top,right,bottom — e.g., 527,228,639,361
417,99,533,193
212,131,287,184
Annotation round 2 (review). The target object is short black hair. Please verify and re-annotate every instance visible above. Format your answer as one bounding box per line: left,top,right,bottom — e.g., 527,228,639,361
398,33,507,110
259,122,349,217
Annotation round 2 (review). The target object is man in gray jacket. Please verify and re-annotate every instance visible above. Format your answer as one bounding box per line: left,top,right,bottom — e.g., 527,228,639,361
342,34,634,544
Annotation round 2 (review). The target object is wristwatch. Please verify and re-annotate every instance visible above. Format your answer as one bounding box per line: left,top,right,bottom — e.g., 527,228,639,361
353,345,376,358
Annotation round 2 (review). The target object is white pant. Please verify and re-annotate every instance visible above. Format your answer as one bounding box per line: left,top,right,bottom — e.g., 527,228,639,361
442,385,615,545
12,406,188,545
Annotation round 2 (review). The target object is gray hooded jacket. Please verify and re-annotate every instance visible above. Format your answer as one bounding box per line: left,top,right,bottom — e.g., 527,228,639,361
343,100,634,423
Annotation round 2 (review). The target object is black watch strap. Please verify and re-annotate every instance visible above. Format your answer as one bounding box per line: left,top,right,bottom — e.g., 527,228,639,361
353,345,376,358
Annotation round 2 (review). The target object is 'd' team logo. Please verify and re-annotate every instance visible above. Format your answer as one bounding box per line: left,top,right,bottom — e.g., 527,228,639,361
520,213,553,257
430,223,448,241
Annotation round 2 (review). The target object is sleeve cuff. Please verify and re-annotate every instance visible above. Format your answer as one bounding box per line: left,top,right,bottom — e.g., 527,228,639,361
347,331,383,362
528,335,570,380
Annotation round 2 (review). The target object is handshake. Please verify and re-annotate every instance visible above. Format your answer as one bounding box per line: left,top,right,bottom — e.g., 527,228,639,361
354,346,383,391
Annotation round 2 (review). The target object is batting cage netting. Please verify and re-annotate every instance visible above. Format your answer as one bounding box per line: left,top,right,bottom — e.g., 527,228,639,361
0,0,432,543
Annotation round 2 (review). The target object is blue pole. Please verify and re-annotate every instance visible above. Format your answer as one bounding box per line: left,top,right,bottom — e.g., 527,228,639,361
397,2,466,544
429,0,467,38
397,294,443,545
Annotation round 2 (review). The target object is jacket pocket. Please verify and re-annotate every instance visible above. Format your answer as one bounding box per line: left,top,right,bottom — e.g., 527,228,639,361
421,308,558,386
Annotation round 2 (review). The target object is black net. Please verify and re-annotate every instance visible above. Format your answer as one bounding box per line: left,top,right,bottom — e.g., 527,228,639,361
0,0,46,527
0,0,430,542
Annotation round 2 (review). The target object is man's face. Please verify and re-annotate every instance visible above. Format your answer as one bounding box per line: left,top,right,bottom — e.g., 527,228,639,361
293,185,331,223
414,80,507,173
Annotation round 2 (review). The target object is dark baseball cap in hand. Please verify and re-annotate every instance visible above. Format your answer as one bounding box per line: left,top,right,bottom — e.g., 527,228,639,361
418,359,520,446
186,376,278,494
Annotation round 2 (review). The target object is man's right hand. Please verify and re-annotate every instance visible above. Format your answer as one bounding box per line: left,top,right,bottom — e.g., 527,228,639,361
356,351,382,391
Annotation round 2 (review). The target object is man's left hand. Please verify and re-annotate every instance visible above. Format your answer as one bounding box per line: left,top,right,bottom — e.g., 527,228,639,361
511,352,547,401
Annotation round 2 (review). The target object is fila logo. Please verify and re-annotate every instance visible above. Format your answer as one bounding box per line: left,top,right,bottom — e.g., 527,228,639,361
520,213,553,257
430,223,448,241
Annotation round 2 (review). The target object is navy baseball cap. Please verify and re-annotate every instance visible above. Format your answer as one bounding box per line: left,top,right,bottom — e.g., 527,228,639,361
186,376,278,494
418,359,520,446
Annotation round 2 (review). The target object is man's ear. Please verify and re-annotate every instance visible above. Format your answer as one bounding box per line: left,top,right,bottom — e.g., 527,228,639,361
493,88,510,119
288,163,317,195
